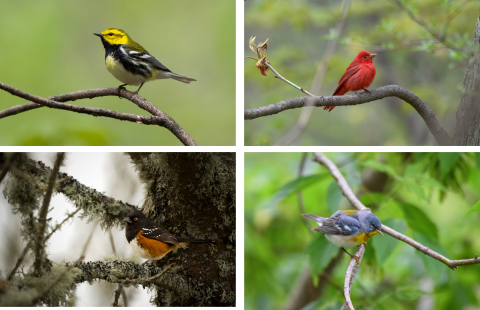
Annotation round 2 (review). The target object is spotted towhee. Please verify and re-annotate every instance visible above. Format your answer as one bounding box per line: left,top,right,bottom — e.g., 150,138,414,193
124,210,215,264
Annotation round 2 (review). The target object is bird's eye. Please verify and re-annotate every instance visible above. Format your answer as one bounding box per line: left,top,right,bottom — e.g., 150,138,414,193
371,224,374,228
108,32,114,36
363,56,367,59
134,217,137,221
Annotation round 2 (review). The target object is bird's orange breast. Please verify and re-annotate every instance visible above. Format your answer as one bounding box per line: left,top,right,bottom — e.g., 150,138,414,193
136,230,181,258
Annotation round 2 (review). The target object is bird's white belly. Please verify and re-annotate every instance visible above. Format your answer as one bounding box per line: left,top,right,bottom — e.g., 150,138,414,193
129,239,152,259
105,55,146,86
326,234,359,248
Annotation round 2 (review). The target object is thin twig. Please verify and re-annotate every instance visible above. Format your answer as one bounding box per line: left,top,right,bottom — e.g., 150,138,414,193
263,60,314,97
45,207,82,241
389,0,469,56
109,230,128,306
33,223,96,303
275,0,352,146
7,236,34,281
112,284,124,307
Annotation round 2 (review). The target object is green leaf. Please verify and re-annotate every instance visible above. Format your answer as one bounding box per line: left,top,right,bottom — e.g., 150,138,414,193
460,200,480,221
400,203,438,240
406,181,428,202
326,181,344,213
475,153,480,169
371,219,407,267
438,153,460,177
378,19,396,32
420,177,447,191
305,234,339,280
448,279,479,309
395,285,424,301
264,173,327,211
359,192,389,206
362,160,402,180
413,232,450,282
319,28,338,41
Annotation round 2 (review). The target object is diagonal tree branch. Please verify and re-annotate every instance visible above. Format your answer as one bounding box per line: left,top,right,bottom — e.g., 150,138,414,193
388,0,471,56
313,152,480,270
0,82,197,146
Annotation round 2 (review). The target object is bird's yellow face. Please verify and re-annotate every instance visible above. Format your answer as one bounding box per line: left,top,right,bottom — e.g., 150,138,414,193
96,28,133,45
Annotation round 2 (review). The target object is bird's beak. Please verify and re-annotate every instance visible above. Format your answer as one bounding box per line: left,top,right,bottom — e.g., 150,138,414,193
369,54,377,59
377,230,384,236
123,217,132,224
94,33,104,37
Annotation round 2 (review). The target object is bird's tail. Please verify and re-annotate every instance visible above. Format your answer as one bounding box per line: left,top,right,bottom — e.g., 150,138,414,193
170,73,196,84
155,70,196,84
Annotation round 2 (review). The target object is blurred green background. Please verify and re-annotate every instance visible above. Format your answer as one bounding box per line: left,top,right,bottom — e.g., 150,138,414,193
245,152,480,310
244,0,478,146
0,0,235,146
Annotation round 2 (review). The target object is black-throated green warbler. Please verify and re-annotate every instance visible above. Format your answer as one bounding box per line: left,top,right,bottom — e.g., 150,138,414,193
94,28,196,94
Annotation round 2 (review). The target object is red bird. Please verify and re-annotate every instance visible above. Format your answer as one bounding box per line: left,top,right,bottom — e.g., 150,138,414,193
324,50,377,112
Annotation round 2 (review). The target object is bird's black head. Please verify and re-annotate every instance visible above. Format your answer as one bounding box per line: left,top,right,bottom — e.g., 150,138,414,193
123,210,147,225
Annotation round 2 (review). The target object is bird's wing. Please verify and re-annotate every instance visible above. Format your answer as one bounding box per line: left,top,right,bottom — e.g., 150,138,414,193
140,226,180,246
121,44,172,72
332,65,360,96
312,213,360,235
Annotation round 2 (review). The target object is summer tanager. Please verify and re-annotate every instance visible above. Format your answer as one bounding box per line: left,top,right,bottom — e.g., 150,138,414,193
324,50,377,112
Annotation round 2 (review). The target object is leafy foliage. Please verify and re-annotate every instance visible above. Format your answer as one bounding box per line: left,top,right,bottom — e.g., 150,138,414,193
245,152,480,310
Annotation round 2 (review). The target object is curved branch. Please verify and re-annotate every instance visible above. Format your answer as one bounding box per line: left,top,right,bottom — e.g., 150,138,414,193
245,85,451,146
313,152,480,270
0,82,197,146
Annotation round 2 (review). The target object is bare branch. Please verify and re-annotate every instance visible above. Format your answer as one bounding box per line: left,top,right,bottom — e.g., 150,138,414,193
341,244,366,310
313,153,369,212
31,221,97,305
313,152,480,270
45,208,82,240
0,82,197,146
263,60,314,97
34,152,65,276
245,85,452,146
7,236,34,281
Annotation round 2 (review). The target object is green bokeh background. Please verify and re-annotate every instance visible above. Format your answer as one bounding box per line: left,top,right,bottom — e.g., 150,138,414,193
0,0,235,146
244,0,478,146
245,152,480,310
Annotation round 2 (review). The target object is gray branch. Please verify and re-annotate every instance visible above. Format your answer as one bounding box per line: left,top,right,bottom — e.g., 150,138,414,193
245,85,451,146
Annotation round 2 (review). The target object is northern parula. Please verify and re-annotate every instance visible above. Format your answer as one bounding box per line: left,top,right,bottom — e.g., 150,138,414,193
302,210,383,263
